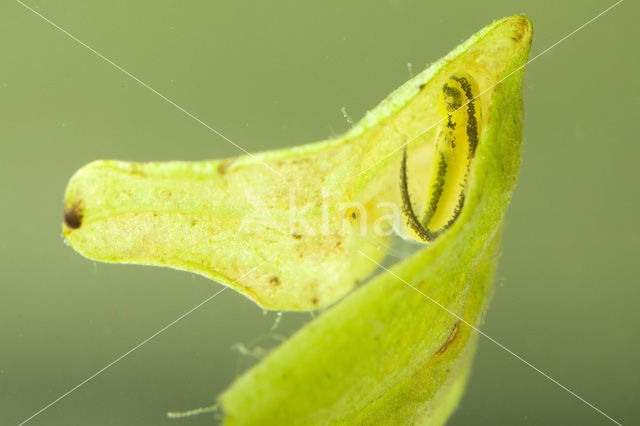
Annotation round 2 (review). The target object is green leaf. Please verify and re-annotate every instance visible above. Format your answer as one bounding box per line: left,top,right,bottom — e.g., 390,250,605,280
218,16,532,425
62,14,532,424
63,17,530,313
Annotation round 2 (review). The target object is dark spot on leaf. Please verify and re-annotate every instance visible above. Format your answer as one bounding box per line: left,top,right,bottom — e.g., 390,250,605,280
218,160,233,175
269,276,280,286
64,204,83,229
436,322,460,355
511,28,524,42
419,83,426,90
292,233,302,240
311,297,319,306
346,208,359,221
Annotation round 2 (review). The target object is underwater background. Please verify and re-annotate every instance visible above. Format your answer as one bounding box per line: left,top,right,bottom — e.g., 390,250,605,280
1,1,638,424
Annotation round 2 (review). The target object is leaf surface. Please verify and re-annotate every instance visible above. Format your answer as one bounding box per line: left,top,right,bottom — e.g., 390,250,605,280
63,17,530,313
218,15,533,425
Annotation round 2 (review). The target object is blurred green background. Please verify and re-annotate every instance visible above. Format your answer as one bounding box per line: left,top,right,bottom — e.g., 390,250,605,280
1,0,638,424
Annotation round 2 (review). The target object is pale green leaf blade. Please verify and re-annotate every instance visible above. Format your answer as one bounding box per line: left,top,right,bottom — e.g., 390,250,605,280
219,15,532,425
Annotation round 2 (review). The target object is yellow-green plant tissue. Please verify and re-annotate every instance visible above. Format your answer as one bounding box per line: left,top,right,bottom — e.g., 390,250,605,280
63,15,532,425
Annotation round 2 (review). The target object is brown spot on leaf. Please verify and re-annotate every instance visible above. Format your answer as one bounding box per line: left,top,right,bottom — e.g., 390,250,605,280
345,207,359,221
436,322,460,355
63,204,83,229
510,17,530,43
511,26,525,42
291,233,302,240
217,160,234,175
311,297,319,306
269,276,281,286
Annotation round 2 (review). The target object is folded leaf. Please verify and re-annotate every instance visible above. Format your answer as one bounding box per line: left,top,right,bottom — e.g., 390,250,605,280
219,15,532,425
63,15,529,313
62,13,532,424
